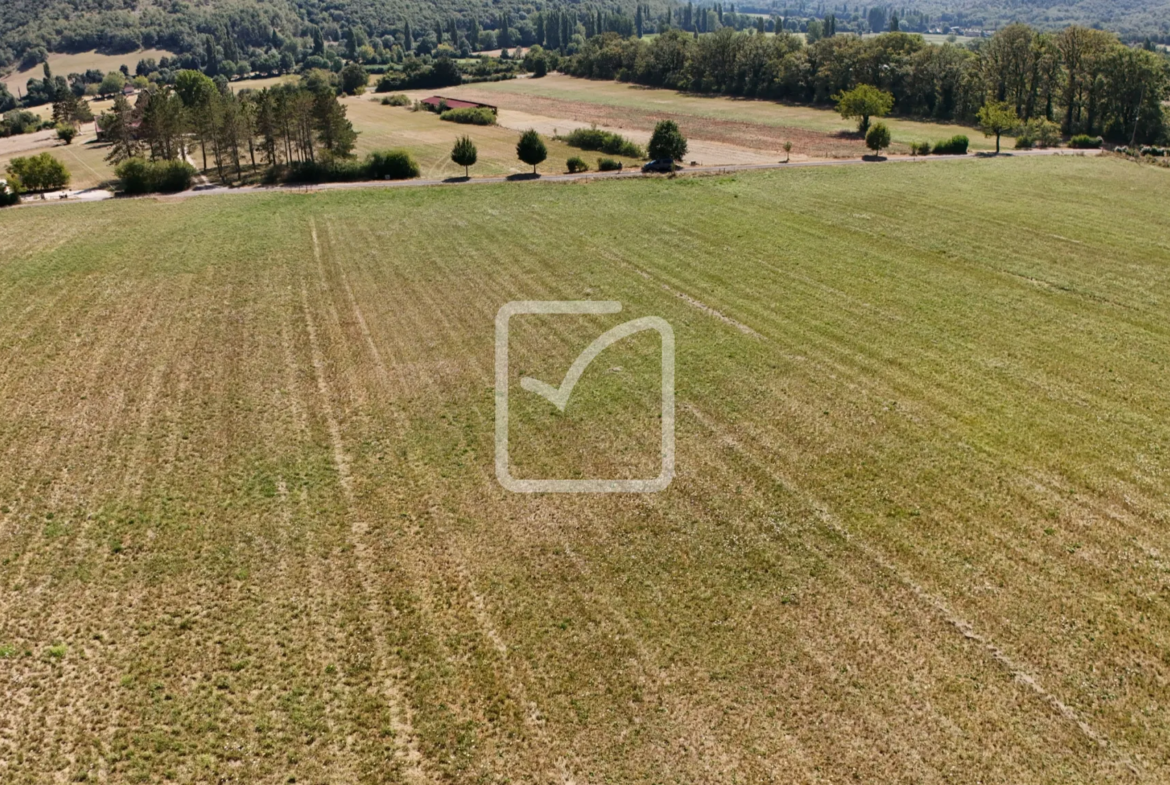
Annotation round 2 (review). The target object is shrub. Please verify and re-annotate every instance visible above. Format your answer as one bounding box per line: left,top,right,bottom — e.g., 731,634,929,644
0,174,20,207
55,124,77,144
910,141,932,156
597,157,622,171
114,157,196,194
931,135,969,155
865,122,891,155
284,159,367,184
366,149,420,180
114,157,151,194
557,127,643,157
380,94,410,106
6,152,70,192
151,159,197,192
566,156,589,173
440,107,496,125
1015,118,1062,150
1070,134,1103,149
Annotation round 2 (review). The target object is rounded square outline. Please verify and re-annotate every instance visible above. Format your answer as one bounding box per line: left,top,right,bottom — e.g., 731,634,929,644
495,300,675,493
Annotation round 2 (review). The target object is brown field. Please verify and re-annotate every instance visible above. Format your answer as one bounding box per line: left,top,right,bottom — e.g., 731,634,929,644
440,73,1005,157
1,156,1169,783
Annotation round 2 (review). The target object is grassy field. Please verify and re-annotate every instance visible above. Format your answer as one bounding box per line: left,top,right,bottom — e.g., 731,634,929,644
344,97,644,178
445,73,1005,155
1,156,1169,783
0,127,115,191
1,49,176,96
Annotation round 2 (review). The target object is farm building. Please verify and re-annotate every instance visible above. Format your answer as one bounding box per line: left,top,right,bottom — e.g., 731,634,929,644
420,96,497,114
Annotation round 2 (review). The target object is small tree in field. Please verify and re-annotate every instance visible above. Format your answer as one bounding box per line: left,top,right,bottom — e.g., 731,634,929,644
783,140,793,163
451,135,477,177
55,124,77,144
835,84,894,135
516,129,547,174
648,119,687,161
977,101,1017,154
865,122,891,156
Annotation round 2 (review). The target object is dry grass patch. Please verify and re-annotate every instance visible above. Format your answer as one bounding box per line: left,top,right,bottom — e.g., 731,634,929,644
443,73,1003,156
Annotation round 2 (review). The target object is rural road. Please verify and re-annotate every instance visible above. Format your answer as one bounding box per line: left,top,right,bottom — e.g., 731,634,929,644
10,148,1100,209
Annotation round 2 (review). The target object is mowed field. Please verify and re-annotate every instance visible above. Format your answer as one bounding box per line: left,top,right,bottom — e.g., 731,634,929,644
343,97,645,178
1,156,1169,783
1,50,177,96
443,73,1005,157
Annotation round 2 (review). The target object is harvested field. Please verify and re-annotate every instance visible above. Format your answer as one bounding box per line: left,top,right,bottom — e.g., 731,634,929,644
440,73,1004,156
1,156,1169,783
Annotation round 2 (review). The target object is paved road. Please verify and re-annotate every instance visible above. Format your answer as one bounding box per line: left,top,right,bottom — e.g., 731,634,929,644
9,148,1101,209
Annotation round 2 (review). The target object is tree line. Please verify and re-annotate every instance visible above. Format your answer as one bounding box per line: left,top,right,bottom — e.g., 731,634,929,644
98,69,358,184
564,25,1170,143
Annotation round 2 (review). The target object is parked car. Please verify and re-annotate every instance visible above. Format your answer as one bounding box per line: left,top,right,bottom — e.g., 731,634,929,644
641,158,676,173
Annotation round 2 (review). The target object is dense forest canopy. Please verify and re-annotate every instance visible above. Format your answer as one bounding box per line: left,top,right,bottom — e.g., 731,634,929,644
0,0,671,70
2,0,1168,72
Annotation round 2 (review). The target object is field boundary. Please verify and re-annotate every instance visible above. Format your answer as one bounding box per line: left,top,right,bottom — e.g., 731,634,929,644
8,148,1102,210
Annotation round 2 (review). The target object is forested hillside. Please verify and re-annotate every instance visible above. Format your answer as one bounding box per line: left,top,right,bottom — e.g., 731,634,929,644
0,0,667,71
896,0,1170,41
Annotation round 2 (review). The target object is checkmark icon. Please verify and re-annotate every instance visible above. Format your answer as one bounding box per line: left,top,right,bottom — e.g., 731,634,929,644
520,317,669,412
495,301,675,493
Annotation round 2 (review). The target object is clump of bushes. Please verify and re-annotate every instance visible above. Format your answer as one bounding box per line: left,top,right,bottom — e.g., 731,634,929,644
114,158,196,194
0,109,50,138
380,94,411,106
284,159,369,184
0,175,20,207
557,127,643,158
283,150,421,184
566,156,589,173
931,135,969,155
909,141,932,156
597,157,623,171
1069,134,1103,149
366,149,421,179
440,107,496,125
6,152,70,192
1014,118,1062,149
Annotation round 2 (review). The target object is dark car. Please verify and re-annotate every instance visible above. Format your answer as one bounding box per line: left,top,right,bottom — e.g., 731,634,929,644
641,158,676,173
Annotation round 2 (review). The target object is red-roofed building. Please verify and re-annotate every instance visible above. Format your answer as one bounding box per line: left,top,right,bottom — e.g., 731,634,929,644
420,96,497,114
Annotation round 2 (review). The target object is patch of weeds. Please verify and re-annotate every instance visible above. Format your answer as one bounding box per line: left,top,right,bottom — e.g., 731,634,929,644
0,644,17,658
47,643,67,660
110,538,124,554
